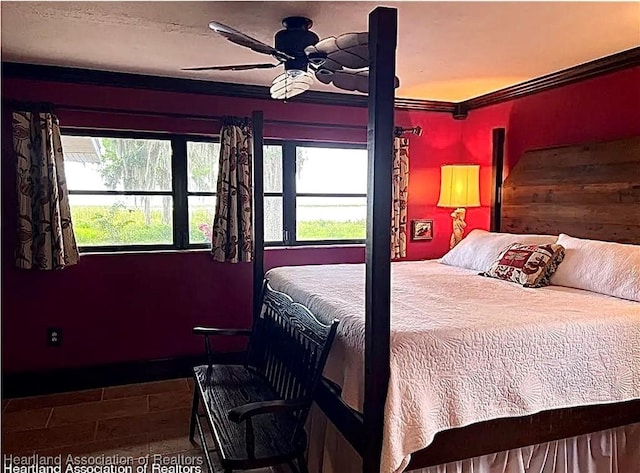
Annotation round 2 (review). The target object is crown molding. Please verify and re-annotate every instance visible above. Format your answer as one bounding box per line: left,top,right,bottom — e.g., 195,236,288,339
462,46,640,110
394,97,456,113
0,62,450,113
3,46,638,119
1,62,362,105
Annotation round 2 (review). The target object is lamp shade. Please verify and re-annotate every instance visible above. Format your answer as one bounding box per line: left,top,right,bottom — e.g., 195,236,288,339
437,164,481,208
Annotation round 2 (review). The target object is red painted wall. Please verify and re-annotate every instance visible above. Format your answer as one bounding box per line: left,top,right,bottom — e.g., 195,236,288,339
3,66,637,373
393,67,640,266
463,66,640,187
396,111,465,260
1,78,455,372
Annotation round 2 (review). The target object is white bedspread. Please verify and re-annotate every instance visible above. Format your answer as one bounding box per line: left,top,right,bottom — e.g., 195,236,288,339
265,261,640,473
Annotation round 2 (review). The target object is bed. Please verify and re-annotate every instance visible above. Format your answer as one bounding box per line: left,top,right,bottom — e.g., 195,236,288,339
264,128,640,473
257,116,640,468
265,259,640,473
247,7,640,473
270,129,640,472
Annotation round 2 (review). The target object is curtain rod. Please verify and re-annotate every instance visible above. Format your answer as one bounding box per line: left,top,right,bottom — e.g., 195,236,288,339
3,100,367,132
394,125,422,137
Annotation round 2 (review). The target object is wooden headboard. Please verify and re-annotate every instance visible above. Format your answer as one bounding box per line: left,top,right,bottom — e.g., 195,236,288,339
500,136,640,244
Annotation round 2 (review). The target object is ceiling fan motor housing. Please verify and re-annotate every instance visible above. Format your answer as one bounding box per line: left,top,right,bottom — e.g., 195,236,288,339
275,16,319,72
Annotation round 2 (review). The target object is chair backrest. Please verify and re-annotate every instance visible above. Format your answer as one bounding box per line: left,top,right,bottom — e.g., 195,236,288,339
246,281,338,406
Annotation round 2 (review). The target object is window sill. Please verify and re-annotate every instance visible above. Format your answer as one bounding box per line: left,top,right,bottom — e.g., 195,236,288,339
266,243,365,251
79,243,365,256
79,247,209,256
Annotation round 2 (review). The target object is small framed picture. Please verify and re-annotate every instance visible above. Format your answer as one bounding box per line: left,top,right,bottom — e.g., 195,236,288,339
412,219,433,241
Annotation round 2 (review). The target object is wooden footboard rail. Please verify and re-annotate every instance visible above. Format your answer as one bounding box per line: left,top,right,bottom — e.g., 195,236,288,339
314,381,640,470
408,398,640,469
315,379,366,456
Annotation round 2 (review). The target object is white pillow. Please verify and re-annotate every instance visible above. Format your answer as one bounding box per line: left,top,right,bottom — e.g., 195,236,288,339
439,229,558,272
550,234,640,302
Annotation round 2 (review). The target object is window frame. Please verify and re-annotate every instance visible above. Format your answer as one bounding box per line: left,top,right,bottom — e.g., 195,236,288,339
62,128,219,253
261,141,285,244
275,140,367,247
63,129,366,253
182,136,223,249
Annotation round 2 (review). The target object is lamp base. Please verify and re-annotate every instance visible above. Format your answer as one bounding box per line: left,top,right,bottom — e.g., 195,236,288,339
449,208,467,249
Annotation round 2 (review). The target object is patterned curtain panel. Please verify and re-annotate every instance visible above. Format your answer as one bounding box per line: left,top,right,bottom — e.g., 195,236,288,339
12,111,79,270
211,117,253,263
391,136,409,259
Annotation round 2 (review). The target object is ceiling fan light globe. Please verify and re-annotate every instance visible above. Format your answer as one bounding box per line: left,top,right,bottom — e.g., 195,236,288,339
270,71,313,100
270,83,310,100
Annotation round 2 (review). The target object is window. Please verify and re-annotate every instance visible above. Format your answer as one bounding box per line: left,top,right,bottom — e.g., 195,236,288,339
263,145,284,242
64,134,175,249
186,140,219,245
294,145,367,243
63,130,364,252
184,142,285,245
63,131,232,251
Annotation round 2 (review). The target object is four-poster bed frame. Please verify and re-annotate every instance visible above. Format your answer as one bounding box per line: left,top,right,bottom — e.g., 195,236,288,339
249,7,639,472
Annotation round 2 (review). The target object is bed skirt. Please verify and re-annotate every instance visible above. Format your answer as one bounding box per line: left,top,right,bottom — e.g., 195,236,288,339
305,404,640,473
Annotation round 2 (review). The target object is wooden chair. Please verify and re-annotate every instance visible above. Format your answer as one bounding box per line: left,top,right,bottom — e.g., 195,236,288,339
190,281,339,473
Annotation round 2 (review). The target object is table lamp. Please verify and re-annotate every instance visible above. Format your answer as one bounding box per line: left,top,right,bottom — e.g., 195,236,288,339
437,164,481,249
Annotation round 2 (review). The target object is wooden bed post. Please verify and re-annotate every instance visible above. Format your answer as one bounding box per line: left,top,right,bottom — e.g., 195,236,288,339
364,7,397,473
490,128,506,232
252,110,265,321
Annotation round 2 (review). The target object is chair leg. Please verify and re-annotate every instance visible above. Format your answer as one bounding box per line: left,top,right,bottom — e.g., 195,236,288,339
189,386,199,444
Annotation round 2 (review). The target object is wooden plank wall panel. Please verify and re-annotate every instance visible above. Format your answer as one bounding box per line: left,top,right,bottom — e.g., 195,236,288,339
501,136,640,244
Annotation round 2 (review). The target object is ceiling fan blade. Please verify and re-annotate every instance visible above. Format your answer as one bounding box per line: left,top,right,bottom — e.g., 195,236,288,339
208,21,293,61
270,72,314,100
332,70,369,93
315,69,400,94
319,58,344,72
305,32,369,70
182,63,281,72
314,68,335,86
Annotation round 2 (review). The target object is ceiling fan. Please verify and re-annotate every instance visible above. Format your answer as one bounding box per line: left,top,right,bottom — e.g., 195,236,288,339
182,16,400,100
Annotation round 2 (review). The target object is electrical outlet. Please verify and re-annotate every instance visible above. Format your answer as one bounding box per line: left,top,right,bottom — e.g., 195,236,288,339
48,327,62,346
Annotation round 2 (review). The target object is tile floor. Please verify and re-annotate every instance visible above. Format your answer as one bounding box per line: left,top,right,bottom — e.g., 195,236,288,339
1,378,278,472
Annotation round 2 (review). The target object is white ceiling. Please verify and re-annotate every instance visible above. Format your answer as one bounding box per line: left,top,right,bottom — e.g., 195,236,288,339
1,1,638,101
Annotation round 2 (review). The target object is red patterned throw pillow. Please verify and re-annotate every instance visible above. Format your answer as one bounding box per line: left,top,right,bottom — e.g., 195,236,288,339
481,243,565,288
